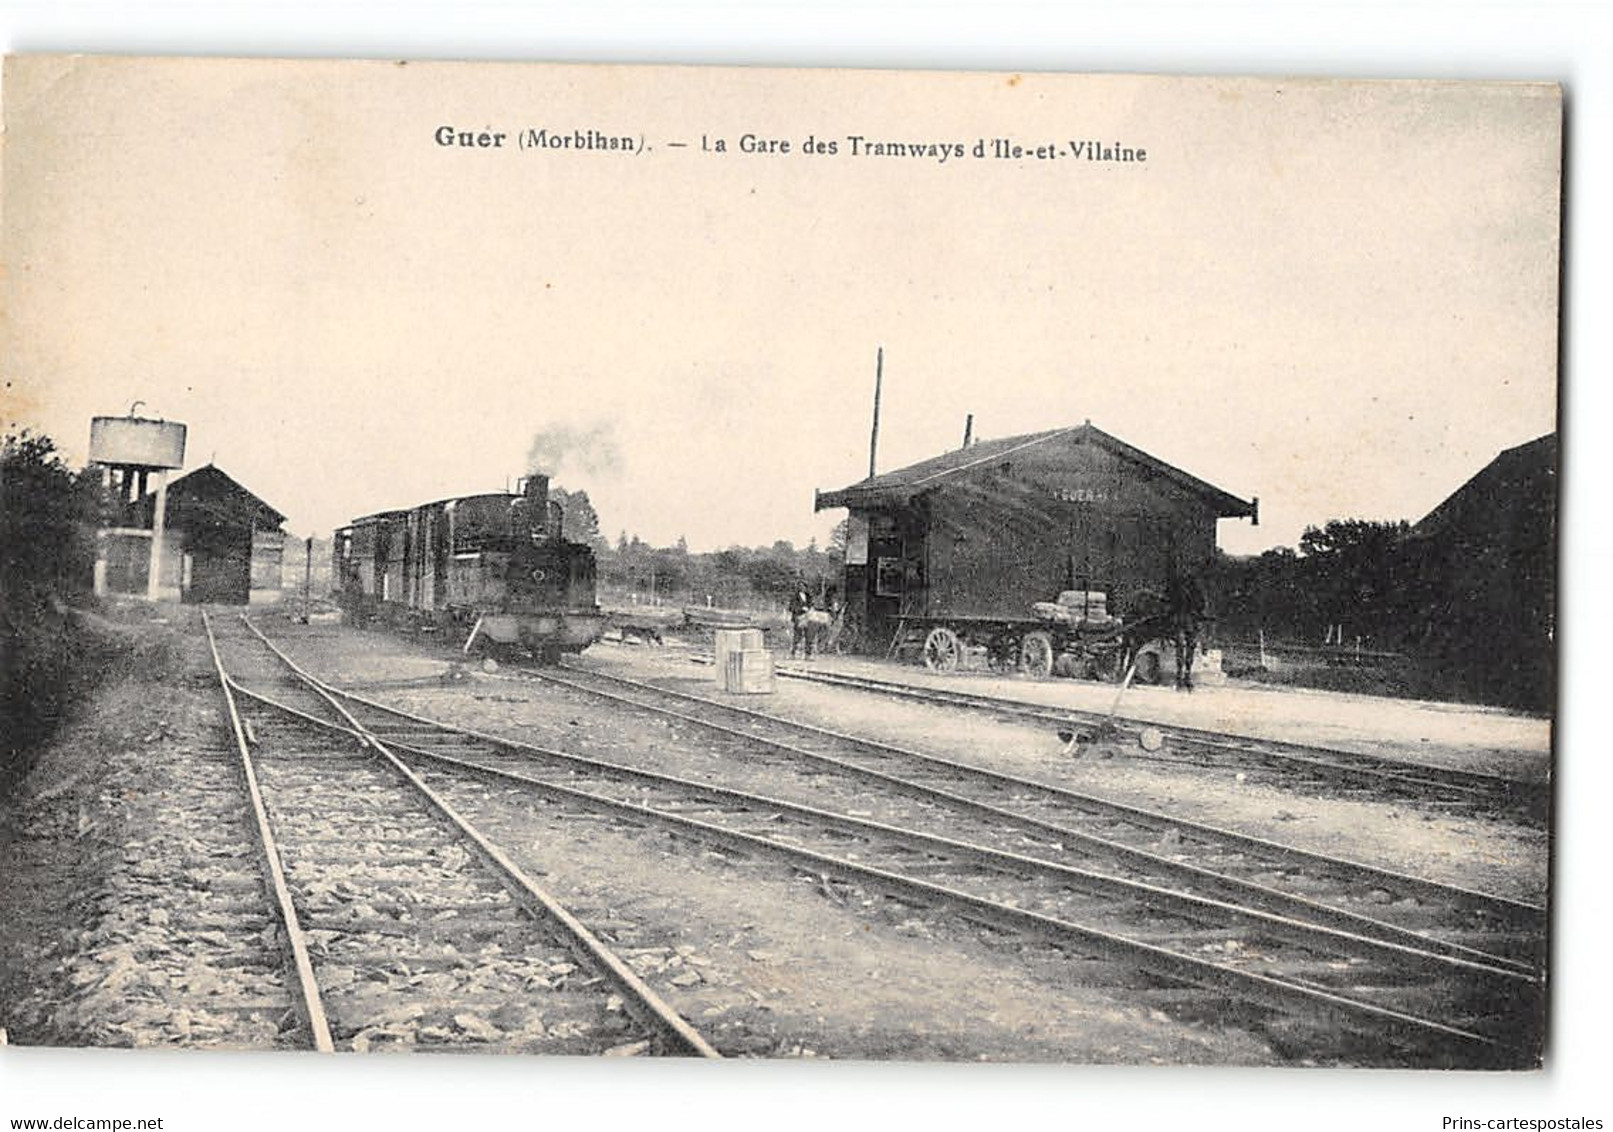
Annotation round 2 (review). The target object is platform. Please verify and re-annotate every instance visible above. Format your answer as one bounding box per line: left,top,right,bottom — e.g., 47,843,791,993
776,655,1552,784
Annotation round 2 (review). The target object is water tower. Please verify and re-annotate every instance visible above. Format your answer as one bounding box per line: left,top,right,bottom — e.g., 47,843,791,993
88,409,187,600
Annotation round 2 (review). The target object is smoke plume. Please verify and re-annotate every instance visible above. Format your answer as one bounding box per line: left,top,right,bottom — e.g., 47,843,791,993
525,422,621,482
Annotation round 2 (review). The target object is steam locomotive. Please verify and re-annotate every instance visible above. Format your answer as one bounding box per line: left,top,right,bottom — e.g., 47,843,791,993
333,472,603,661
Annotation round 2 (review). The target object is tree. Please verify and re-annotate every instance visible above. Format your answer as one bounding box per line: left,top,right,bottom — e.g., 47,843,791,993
3,430,101,792
1298,518,1409,562
745,553,798,604
828,519,849,557
2,430,97,605
1297,518,1413,644
650,546,688,594
549,486,606,553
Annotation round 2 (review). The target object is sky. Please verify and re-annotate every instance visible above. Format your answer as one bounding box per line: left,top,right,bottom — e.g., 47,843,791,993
2,59,1559,555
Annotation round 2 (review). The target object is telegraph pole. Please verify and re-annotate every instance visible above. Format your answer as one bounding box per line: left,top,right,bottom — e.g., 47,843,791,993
868,346,883,479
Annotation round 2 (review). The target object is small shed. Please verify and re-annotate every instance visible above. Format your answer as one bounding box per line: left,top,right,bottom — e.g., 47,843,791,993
130,466,288,605
815,423,1256,653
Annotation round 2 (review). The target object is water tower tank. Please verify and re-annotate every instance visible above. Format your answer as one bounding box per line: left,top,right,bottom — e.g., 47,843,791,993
88,415,188,601
89,417,187,468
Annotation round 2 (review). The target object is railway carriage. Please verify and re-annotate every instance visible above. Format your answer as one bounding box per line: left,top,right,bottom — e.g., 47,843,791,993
334,472,603,661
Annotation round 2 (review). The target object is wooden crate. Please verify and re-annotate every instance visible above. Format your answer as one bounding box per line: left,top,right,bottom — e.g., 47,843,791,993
722,647,775,694
714,628,765,677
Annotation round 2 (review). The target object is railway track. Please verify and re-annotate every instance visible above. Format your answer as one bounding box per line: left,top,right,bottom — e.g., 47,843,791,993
250,625,1543,1066
202,613,719,1057
765,663,1548,819
107,687,317,1048
532,664,1546,976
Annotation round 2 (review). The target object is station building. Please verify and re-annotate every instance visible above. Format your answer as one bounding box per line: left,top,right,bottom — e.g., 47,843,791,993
101,465,288,605
814,422,1257,654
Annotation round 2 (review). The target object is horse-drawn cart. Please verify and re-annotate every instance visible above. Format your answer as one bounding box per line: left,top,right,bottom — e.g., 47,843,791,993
891,590,1147,682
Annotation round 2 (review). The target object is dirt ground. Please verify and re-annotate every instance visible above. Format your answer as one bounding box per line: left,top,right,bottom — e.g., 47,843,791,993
0,608,292,1049
787,652,1552,781
0,607,1551,1064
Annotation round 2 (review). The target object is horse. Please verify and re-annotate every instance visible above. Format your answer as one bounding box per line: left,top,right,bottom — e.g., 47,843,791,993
1163,573,1209,690
1121,576,1209,690
798,609,834,657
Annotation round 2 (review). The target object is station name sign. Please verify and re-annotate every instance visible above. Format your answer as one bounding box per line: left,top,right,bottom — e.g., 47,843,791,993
1052,486,1108,504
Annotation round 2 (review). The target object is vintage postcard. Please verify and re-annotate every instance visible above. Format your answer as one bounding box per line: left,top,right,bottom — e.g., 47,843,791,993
1,56,1559,1077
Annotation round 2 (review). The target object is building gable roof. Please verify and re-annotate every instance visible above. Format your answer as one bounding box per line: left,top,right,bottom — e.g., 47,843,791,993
160,465,287,529
814,422,1256,518
1413,433,1556,542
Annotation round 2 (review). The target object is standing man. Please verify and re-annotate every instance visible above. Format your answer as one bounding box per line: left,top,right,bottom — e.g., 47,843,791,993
788,582,814,659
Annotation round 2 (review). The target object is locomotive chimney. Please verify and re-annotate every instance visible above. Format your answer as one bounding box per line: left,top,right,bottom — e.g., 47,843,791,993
524,471,550,509
522,472,553,536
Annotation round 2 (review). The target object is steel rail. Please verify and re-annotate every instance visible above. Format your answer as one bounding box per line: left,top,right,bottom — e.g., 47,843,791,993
778,665,1524,794
261,665,1529,1063
231,684,370,739
541,664,1544,933
767,663,1544,807
376,725,1534,991
237,618,720,1060
200,612,335,1052
531,666,1541,973
333,715,1513,1062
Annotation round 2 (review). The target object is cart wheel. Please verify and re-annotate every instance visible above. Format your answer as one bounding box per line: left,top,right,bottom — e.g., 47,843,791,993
1135,648,1163,685
923,627,963,673
1019,630,1055,680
